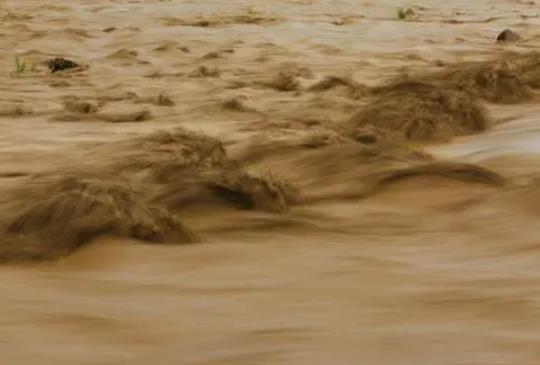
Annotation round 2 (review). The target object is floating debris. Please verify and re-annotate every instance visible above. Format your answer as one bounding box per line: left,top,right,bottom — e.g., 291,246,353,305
48,57,81,73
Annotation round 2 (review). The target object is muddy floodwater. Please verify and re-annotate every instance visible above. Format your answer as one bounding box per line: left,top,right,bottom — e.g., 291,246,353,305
2,0,540,364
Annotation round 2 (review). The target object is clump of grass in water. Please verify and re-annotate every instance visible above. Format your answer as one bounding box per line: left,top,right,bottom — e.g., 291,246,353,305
13,55,26,76
397,7,415,20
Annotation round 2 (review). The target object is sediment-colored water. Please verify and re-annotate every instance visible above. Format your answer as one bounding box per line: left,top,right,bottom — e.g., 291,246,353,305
2,1,540,364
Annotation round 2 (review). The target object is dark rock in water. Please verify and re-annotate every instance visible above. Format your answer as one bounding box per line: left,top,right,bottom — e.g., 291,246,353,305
434,59,445,67
355,134,377,145
497,29,521,43
48,57,81,73
352,128,378,145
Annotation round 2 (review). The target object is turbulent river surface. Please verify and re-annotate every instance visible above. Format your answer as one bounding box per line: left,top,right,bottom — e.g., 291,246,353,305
2,0,540,364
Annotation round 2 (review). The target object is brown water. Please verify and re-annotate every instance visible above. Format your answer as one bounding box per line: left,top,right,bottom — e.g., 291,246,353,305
2,1,540,364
